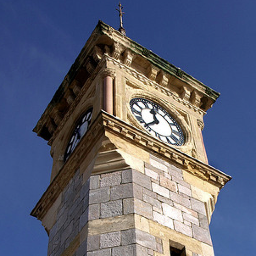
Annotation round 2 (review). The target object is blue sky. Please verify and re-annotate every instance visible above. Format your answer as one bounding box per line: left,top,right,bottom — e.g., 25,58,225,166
0,1,255,255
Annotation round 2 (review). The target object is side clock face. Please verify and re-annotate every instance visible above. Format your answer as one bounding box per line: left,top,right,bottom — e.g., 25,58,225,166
64,108,93,161
130,98,184,146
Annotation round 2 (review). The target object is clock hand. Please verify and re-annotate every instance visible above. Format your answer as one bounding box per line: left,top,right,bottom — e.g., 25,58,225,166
145,108,159,127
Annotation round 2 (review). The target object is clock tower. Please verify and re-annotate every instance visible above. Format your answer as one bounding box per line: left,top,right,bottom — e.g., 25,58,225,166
31,20,231,256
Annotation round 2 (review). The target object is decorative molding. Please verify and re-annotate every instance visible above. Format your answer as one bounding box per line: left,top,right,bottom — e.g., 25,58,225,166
101,112,231,188
31,111,231,221
105,55,206,115
100,67,116,79
197,119,205,130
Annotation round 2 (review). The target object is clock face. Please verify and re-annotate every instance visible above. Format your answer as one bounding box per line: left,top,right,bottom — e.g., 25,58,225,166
130,98,184,146
64,108,93,161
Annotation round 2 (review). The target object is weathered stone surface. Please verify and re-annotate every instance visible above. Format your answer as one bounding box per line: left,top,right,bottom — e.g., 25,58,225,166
183,212,199,226
133,183,143,200
143,193,162,210
199,213,209,229
149,158,168,172
162,203,183,222
145,168,159,180
100,171,121,187
88,204,100,221
192,224,212,245
121,229,136,245
136,229,157,251
153,211,174,229
152,183,169,198
160,176,177,192
112,244,136,256
170,191,191,208
110,183,133,200
90,175,100,190
178,184,192,196
191,198,206,216
101,200,122,218
100,231,121,248
87,235,100,251
174,220,192,237
121,169,133,183
123,198,153,219
89,187,110,204
132,169,152,189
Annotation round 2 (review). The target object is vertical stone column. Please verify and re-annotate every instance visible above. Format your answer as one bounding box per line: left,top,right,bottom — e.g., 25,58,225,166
101,68,116,115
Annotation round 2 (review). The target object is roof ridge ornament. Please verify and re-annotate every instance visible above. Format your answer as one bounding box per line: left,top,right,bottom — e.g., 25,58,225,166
116,2,126,35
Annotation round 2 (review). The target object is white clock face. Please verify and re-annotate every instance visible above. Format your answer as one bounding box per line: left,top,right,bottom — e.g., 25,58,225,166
130,98,184,146
64,108,93,161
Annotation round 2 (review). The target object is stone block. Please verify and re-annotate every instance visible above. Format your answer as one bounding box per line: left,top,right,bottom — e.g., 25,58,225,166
112,245,136,256
101,200,122,218
174,220,192,237
142,187,157,199
199,213,209,229
192,224,212,245
168,164,183,179
143,193,162,210
170,191,191,209
178,184,192,196
191,198,206,216
123,198,153,219
122,169,133,183
132,169,152,190
174,203,197,217
162,203,183,222
183,212,199,226
149,158,168,172
136,229,157,251
136,244,149,256
110,183,133,200
87,235,100,251
152,183,169,198
89,175,100,190
100,171,122,187
145,168,159,180
156,194,174,206
88,204,100,220
160,176,177,192
133,183,143,200
172,175,190,188
121,229,136,245
89,187,110,204
153,211,174,229
100,231,121,248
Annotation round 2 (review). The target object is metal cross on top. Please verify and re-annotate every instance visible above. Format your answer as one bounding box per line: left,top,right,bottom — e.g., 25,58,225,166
116,2,126,35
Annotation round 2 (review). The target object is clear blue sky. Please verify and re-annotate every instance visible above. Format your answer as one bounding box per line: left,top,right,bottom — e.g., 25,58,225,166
0,1,255,255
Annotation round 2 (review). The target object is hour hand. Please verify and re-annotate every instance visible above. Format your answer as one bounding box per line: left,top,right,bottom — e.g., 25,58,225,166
145,108,159,126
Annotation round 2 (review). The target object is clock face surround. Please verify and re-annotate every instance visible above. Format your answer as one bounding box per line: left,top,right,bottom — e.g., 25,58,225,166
130,98,184,146
64,108,93,161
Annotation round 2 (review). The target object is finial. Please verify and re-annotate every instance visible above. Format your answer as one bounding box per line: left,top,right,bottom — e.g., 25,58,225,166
116,2,126,35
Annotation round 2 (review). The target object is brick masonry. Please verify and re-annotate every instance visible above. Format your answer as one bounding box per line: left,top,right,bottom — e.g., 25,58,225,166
47,154,212,256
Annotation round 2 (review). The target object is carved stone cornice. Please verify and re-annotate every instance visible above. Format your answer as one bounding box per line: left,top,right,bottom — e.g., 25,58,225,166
105,55,206,115
31,111,231,221
101,111,231,188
